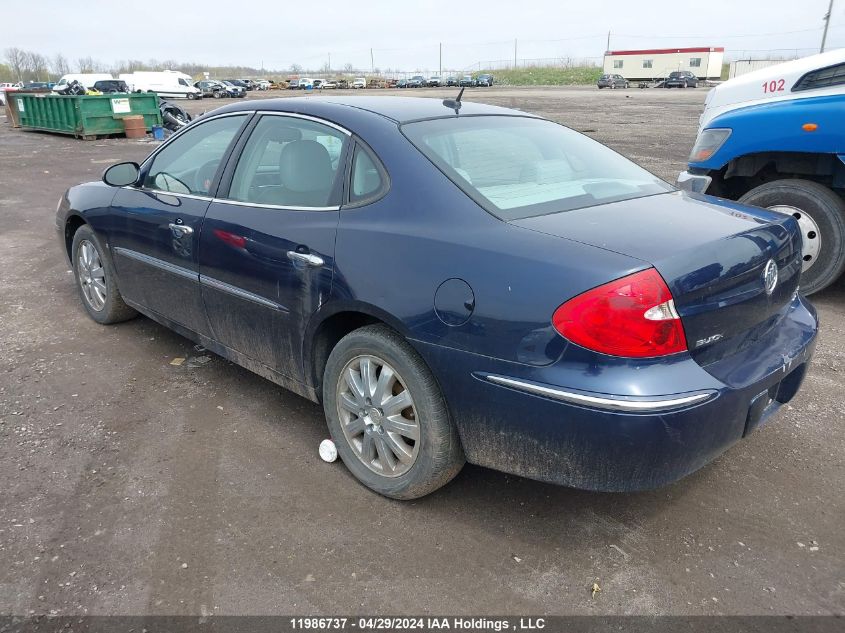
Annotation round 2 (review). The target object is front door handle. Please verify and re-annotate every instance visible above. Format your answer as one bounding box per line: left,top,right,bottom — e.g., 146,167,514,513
169,223,193,238
287,251,324,267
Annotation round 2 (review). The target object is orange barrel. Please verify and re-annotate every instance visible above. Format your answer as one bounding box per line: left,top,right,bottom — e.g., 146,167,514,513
122,115,146,139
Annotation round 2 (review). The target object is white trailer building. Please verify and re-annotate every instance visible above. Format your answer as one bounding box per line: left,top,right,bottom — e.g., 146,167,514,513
603,47,724,81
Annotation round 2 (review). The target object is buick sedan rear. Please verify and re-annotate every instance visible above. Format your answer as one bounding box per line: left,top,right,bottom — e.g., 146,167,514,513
56,96,817,499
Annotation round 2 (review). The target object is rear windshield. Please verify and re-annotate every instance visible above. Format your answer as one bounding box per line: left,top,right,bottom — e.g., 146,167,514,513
401,116,672,220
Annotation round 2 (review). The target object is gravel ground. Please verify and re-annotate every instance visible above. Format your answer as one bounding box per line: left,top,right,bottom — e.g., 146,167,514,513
0,86,843,617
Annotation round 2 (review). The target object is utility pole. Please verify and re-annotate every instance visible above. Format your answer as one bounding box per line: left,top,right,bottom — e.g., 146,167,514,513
370,48,374,73
514,38,517,68
606,30,611,52
821,0,834,53
439,42,442,76
328,52,331,72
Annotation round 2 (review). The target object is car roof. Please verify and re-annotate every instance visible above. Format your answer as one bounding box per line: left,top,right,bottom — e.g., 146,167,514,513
215,96,532,124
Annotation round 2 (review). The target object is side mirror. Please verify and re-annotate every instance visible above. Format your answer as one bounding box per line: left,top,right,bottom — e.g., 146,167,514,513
103,162,140,187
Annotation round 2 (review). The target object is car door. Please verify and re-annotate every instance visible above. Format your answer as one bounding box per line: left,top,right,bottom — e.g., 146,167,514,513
109,113,251,336
198,113,351,380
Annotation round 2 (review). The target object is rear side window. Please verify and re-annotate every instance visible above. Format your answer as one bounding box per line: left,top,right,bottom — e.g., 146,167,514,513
793,62,845,91
402,116,672,220
349,144,386,203
226,115,348,208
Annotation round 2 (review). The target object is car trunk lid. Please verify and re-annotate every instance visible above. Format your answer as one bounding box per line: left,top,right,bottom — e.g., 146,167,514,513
511,191,803,366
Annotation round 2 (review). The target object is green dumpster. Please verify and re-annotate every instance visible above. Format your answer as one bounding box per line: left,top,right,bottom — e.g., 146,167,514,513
13,93,162,140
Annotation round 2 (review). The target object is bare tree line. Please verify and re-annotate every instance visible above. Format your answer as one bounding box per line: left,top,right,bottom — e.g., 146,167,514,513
1,47,393,83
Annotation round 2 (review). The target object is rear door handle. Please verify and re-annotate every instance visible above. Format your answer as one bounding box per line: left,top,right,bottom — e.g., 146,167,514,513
169,223,193,237
287,251,324,267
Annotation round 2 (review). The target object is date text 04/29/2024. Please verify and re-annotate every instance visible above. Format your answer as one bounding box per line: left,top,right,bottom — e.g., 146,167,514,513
289,617,547,630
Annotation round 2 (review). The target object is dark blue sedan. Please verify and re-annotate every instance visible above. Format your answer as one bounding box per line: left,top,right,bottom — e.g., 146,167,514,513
56,96,818,499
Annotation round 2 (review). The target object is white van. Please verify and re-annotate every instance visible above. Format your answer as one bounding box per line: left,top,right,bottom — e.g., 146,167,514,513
119,71,201,99
52,73,114,93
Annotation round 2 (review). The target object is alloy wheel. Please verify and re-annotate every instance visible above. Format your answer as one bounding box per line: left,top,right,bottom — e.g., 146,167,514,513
336,355,420,477
77,240,107,311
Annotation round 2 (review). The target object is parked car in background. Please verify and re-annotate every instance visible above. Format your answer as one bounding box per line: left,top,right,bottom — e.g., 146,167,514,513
297,78,315,90
352,77,367,89
240,79,256,91
446,76,458,86
255,80,271,90
221,81,247,98
459,75,476,87
23,81,51,90
476,73,494,86
93,79,130,93
194,80,226,98
597,73,629,89
225,79,250,92
396,79,408,88
427,76,442,87
61,96,817,500
53,73,113,93
664,71,698,88
0,81,24,104
320,80,338,89
407,75,426,88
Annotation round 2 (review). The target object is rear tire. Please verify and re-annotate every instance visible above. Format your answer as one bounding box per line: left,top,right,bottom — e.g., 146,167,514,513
322,325,465,499
71,225,137,324
739,179,845,294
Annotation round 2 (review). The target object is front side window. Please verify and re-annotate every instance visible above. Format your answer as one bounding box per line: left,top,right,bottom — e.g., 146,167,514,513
690,58,702,68
145,115,248,195
402,116,672,221
227,115,348,208
613,60,623,69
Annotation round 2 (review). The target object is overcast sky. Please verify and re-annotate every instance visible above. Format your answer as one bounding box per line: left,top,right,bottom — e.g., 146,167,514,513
4,0,844,72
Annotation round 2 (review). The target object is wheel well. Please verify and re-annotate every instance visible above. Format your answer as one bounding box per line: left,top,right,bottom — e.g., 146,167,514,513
309,312,384,398
64,215,86,259
708,152,845,199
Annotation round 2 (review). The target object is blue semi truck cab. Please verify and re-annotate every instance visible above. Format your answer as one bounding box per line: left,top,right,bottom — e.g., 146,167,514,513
678,50,845,294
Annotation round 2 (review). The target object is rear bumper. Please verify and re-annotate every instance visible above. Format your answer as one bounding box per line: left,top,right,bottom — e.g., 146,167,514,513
412,295,817,491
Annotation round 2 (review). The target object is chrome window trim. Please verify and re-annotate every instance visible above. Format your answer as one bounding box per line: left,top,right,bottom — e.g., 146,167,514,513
121,186,214,202
200,275,289,313
484,375,714,412
210,197,340,212
113,247,198,282
254,110,353,136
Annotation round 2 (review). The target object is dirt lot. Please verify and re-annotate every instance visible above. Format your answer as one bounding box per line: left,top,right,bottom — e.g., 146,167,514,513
1,86,843,617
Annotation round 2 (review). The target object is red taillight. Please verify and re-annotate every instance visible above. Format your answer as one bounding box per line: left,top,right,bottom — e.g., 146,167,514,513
552,268,687,358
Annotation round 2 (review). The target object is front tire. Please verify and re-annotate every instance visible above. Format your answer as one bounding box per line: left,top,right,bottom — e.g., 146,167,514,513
322,325,465,499
739,179,845,294
71,225,137,324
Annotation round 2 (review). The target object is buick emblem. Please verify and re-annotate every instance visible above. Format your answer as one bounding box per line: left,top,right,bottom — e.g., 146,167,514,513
763,259,778,295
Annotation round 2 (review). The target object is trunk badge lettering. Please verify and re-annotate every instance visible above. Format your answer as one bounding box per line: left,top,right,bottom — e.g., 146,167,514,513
695,334,724,348
763,259,778,295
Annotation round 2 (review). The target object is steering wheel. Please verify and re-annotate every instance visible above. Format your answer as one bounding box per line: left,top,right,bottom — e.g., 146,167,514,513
195,159,221,194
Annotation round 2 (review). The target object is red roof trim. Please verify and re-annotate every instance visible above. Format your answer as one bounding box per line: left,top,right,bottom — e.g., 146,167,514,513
606,47,725,56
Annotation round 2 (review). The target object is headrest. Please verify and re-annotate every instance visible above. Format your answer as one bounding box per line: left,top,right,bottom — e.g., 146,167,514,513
279,140,333,193
266,126,303,143
520,159,575,184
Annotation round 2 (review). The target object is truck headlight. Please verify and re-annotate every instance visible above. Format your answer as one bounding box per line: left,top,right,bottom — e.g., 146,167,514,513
689,128,731,162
